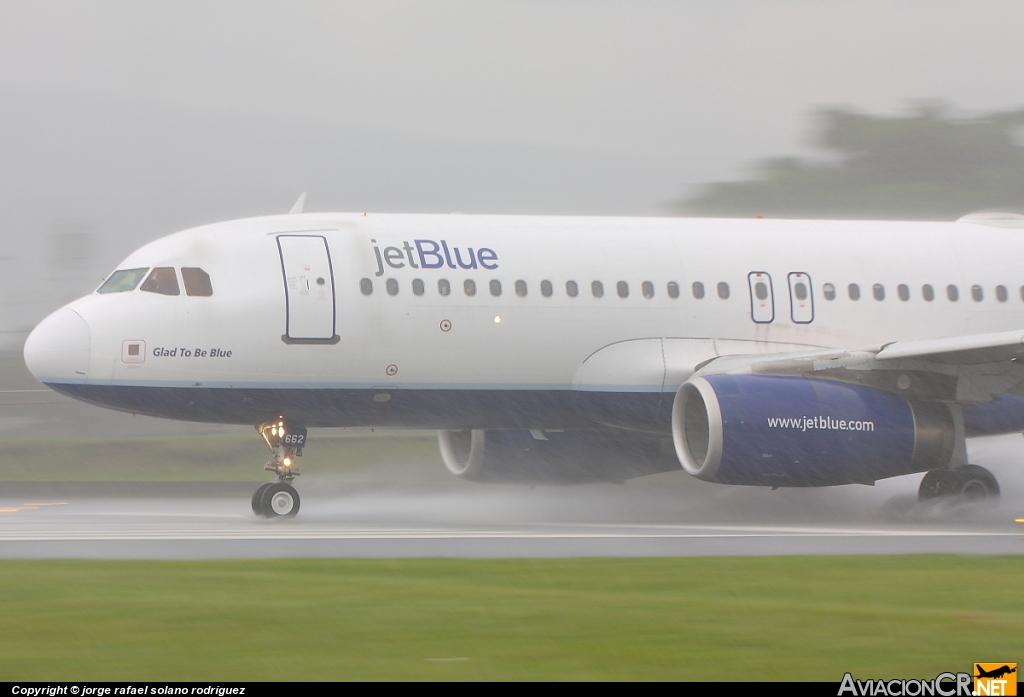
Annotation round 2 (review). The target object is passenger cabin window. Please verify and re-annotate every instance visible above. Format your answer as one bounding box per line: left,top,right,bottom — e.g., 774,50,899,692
754,281,769,300
592,281,604,298
98,268,148,294
873,284,885,301
717,282,729,299
667,282,679,299
140,267,180,296
566,281,579,297
971,285,983,302
793,281,808,301
947,284,959,302
540,280,553,297
181,267,213,297
515,280,527,297
386,278,399,296
922,284,935,301
412,279,425,296
438,279,451,296
848,283,860,301
360,278,373,295
691,281,704,299
822,283,836,300
464,279,477,297
642,281,654,299
617,281,629,298
997,285,1008,302
898,284,910,301
490,280,502,297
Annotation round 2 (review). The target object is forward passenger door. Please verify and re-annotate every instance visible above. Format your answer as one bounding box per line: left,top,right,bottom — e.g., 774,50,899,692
277,235,339,343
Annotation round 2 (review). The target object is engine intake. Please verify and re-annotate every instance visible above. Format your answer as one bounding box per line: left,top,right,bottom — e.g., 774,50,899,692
672,375,955,486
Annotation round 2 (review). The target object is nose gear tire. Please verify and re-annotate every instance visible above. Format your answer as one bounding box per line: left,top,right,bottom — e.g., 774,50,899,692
251,483,273,516
261,482,300,518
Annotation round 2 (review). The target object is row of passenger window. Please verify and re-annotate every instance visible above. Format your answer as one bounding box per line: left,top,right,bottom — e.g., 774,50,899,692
98,267,214,297
362,276,1024,306
825,283,1020,303
360,278,734,299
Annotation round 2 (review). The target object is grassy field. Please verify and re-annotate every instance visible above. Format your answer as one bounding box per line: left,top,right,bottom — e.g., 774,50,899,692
0,432,446,482
0,555,1020,681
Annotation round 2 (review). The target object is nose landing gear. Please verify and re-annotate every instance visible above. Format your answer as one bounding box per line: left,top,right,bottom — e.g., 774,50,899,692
252,417,306,518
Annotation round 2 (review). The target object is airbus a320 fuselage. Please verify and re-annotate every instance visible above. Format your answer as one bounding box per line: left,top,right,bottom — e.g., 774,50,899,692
24,210,1024,517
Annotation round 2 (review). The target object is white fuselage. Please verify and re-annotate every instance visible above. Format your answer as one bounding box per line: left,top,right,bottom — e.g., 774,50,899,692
23,212,1024,430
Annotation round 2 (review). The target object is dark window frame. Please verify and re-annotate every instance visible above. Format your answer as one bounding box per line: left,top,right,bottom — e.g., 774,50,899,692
140,267,180,296
98,268,149,294
181,267,213,297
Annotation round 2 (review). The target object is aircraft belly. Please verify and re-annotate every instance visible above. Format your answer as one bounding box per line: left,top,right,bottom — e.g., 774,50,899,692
45,383,667,431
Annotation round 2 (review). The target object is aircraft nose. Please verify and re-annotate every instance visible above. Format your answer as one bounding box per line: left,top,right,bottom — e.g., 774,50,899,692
23,307,91,384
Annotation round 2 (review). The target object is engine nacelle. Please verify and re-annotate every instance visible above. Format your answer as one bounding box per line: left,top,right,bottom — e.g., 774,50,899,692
438,428,678,483
672,375,956,487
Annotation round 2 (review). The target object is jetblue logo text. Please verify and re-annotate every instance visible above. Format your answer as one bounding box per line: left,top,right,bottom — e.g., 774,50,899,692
372,239,498,277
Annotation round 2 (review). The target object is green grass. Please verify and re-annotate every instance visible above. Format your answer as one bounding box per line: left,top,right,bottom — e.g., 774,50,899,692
0,556,1020,681
0,433,445,482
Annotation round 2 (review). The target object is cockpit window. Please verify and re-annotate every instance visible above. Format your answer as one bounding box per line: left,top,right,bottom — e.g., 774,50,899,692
181,267,213,296
97,268,148,294
140,267,180,296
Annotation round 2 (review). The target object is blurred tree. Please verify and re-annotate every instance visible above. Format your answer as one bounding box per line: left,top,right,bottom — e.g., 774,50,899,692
682,104,1024,220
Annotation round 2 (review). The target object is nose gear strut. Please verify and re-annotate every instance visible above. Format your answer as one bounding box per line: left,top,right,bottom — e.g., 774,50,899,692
252,417,307,518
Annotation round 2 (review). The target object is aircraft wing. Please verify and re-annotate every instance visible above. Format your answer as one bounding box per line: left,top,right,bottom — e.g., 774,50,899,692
874,329,1024,365
695,329,1024,404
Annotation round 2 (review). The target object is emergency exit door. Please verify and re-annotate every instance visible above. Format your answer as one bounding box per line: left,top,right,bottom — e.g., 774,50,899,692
747,271,775,323
277,235,339,343
787,272,814,323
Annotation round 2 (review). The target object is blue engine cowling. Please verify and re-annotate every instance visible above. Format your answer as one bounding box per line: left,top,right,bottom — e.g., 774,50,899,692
671,375,956,487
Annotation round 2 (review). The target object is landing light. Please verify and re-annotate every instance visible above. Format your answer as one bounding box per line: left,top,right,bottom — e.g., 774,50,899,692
494,315,501,324
283,457,292,467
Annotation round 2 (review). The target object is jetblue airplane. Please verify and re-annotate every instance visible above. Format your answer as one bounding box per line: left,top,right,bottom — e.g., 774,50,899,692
22,204,1024,518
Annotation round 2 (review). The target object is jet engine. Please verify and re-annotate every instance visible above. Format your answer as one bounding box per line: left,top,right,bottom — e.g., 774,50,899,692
672,375,956,487
437,428,678,483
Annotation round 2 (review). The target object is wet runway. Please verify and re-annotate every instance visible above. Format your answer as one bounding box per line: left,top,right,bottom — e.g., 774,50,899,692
1,475,1022,559
1,433,1023,559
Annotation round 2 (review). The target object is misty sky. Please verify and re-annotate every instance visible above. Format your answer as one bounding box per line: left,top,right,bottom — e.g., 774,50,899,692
2,1,1024,337
4,1,1023,164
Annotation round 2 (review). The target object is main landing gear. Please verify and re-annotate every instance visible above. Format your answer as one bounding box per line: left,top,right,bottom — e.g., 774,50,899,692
252,417,307,518
918,464,1000,503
